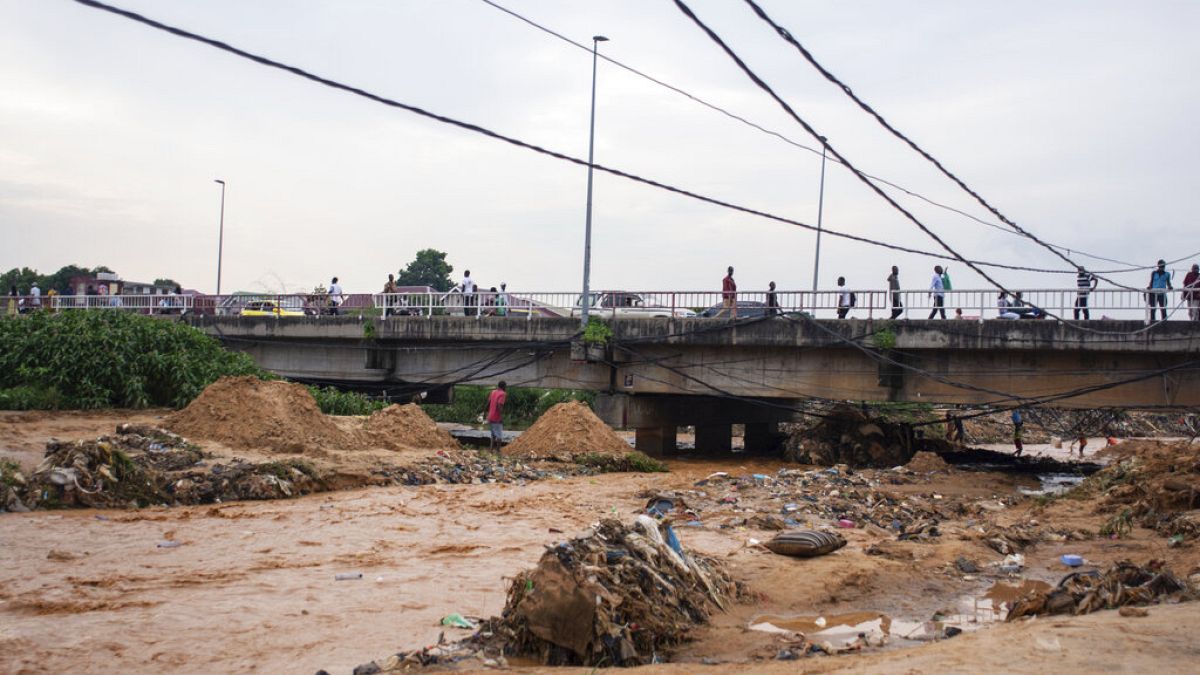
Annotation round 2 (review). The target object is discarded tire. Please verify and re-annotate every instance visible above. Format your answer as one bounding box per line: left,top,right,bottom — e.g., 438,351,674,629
765,530,846,558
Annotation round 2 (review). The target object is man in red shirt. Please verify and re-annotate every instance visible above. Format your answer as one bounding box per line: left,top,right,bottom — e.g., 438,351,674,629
715,266,737,319
485,381,508,451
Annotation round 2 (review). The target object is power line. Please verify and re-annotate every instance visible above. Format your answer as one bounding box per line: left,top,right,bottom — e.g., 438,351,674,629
68,0,1098,277
736,0,1160,286
477,0,1176,273
670,0,1179,335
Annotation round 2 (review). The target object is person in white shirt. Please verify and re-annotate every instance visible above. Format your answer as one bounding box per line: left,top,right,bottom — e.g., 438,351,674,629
997,292,1020,319
928,265,946,319
461,270,477,317
328,277,344,315
836,276,851,319
29,281,41,309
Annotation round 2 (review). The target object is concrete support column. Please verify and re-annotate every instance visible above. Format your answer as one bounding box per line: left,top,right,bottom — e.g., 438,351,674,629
744,421,779,454
695,424,733,454
635,426,677,458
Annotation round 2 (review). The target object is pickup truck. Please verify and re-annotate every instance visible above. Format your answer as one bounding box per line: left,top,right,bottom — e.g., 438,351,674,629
571,291,696,319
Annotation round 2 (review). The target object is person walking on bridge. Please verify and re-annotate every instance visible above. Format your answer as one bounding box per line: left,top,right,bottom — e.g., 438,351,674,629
887,266,902,319
1183,263,1199,321
928,265,946,319
715,266,737,319
461,270,477,317
1074,266,1098,320
485,381,507,452
1147,259,1172,322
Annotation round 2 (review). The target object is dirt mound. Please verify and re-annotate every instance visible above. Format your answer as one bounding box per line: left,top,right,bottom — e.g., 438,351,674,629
907,451,951,473
166,376,358,455
364,404,459,451
503,401,631,460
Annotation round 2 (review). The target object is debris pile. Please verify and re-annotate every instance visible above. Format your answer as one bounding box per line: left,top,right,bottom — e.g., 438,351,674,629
166,376,360,454
1,459,29,512
364,403,460,452
496,517,735,666
503,401,632,461
685,466,987,540
19,424,330,508
783,406,921,468
1007,560,1197,619
349,517,738,672
1081,441,1200,538
979,523,1093,555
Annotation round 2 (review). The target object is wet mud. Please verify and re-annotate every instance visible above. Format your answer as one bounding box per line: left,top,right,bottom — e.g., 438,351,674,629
2,412,1199,674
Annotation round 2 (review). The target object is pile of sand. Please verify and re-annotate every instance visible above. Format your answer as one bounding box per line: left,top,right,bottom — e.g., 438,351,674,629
906,451,951,473
503,401,631,460
166,376,359,455
364,404,459,451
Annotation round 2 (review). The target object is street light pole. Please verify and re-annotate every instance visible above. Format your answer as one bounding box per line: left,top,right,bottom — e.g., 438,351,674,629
580,35,608,328
214,179,226,296
810,136,828,311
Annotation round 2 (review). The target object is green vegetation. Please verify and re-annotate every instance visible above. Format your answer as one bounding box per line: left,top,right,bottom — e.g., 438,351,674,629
307,386,388,416
0,458,23,488
575,451,668,473
0,311,263,409
868,401,937,424
582,316,613,345
872,324,897,350
1100,508,1133,538
397,248,454,292
423,385,596,428
2,264,128,294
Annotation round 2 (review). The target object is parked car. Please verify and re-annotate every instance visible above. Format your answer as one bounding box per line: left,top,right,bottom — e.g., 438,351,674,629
239,298,307,318
699,301,806,319
571,291,696,319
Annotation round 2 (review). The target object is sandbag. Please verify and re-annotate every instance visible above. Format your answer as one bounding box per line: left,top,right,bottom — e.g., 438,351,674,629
765,530,846,558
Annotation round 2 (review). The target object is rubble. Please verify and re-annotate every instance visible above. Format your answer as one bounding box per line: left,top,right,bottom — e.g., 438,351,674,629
1006,560,1197,619
503,401,633,461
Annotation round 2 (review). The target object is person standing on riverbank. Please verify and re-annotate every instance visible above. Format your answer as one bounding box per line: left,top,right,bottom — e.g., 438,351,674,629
485,381,507,452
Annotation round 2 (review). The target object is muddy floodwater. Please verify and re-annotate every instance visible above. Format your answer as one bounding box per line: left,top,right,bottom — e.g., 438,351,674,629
3,412,1199,674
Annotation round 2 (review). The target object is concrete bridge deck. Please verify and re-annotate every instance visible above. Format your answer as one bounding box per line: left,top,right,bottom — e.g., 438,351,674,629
187,315,1200,454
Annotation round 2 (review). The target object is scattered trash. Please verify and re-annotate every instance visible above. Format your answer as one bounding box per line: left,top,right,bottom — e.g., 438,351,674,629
837,519,856,529
764,531,846,558
156,540,182,549
955,556,980,574
1118,606,1149,618
335,572,363,581
440,613,477,629
1060,554,1083,567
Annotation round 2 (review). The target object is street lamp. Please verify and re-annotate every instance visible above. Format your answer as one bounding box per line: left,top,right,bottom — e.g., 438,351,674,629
214,179,226,296
810,136,828,311
580,35,608,328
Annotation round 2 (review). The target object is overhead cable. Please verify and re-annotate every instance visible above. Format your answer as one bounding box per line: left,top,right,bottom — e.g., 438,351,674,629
68,0,1121,276
479,0,1174,273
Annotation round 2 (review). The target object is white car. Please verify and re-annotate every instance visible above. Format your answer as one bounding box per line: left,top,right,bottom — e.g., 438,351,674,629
572,291,696,319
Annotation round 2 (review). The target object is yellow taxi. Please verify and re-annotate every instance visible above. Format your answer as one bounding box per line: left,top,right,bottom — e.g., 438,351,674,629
239,299,306,318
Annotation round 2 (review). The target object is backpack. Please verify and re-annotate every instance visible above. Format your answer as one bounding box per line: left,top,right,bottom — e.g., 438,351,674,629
941,271,952,291
849,291,857,307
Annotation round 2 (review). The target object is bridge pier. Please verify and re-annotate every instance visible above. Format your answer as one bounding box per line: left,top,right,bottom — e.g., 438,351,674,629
695,424,733,454
634,426,677,458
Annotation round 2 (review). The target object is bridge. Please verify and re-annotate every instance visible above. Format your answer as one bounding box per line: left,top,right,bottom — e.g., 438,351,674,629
185,312,1200,456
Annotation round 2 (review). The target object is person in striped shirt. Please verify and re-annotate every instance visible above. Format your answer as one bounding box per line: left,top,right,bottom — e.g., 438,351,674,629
1074,267,1097,320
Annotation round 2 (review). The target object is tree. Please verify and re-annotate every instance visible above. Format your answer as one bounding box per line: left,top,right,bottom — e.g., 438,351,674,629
396,249,454,292
153,278,180,289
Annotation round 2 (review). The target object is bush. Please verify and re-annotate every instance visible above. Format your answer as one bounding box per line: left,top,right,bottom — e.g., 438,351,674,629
307,386,388,416
0,311,264,409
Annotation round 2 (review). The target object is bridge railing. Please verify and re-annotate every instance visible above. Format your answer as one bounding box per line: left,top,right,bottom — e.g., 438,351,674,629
7,289,1185,323
2,294,194,314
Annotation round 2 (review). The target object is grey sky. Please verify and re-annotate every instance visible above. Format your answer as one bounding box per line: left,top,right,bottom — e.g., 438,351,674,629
1,0,1197,294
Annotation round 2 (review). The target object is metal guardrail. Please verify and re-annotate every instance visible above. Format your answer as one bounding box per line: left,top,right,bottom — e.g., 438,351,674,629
4,288,1193,323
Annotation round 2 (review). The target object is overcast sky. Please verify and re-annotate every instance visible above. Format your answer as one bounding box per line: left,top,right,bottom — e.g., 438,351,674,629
2,0,1197,295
